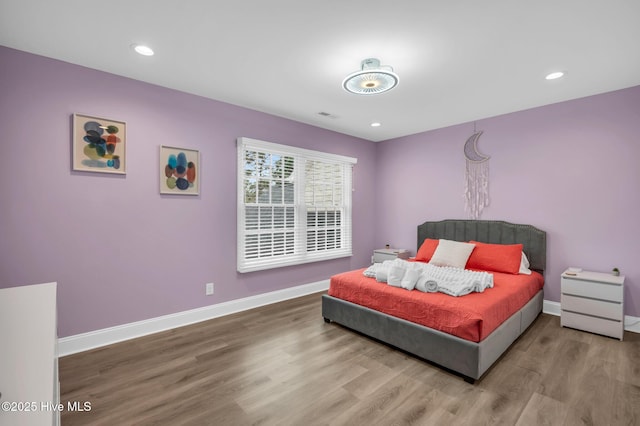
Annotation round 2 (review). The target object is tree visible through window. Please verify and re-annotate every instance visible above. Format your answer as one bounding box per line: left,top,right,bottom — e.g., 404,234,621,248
237,137,356,273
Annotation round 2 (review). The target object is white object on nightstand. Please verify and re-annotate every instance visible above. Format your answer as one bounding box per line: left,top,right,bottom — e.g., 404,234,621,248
372,248,410,263
561,269,624,340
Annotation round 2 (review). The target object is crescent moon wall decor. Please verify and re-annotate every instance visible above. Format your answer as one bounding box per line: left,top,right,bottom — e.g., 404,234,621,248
464,130,490,219
464,131,490,162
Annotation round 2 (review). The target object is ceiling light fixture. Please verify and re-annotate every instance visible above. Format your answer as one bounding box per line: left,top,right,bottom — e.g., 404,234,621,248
343,58,399,95
371,122,381,127
545,71,564,80
132,44,154,56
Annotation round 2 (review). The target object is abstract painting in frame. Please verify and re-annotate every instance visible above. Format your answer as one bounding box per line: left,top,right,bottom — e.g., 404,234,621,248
72,113,126,174
160,145,200,195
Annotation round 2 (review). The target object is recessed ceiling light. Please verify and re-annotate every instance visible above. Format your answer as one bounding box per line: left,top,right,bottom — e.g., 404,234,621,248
545,71,565,80
132,44,154,56
371,122,381,127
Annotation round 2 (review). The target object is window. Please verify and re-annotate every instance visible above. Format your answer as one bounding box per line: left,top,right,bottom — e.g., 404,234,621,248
237,137,357,273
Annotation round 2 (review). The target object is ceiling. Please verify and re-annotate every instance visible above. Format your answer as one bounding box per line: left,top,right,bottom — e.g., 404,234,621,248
1,1,639,142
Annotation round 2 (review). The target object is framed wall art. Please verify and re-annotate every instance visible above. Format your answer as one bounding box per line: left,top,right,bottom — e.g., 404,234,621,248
160,145,200,195
72,113,126,174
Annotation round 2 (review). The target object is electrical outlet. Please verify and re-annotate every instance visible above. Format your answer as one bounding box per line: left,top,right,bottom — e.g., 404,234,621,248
206,282,214,295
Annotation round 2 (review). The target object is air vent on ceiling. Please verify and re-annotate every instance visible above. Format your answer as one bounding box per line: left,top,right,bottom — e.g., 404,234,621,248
317,111,339,119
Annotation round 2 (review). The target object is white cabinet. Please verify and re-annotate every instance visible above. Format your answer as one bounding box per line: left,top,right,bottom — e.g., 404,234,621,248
372,248,409,263
0,282,59,426
561,270,624,340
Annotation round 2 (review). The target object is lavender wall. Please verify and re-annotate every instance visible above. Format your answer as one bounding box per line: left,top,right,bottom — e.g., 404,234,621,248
0,46,377,337
376,86,640,317
2,45,639,339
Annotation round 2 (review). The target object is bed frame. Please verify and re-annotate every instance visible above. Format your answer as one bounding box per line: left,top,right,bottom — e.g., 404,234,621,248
322,219,547,383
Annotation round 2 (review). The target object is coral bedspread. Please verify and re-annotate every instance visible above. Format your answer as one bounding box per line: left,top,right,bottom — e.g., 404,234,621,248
328,267,544,342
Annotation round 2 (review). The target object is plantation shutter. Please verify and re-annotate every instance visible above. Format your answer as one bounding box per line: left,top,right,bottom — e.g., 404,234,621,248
237,137,356,273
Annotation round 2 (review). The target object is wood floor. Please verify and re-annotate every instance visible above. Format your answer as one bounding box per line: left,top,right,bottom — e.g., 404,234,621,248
60,292,640,425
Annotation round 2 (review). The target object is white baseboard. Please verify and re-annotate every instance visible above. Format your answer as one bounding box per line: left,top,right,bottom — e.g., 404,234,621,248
626,318,640,334
542,300,561,317
58,279,330,357
59,289,639,356
543,299,640,334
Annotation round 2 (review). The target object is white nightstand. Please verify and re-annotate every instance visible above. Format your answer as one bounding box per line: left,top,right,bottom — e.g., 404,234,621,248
561,269,624,340
372,248,410,263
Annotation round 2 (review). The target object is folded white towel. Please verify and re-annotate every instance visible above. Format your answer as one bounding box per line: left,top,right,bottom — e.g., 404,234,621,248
401,268,420,290
387,264,405,287
375,263,390,282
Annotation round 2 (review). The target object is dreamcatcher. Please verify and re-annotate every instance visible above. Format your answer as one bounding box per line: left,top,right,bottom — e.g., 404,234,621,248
463,125,490,219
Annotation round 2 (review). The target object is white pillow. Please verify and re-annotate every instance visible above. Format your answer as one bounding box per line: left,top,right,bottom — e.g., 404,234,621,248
429,239,476,269
519,252,532,275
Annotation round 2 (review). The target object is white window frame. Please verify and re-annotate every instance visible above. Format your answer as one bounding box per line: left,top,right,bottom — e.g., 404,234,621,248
237,137,357,273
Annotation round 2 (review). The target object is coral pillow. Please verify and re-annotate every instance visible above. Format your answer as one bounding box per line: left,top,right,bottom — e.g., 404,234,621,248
415,238,440,262
466,241,523,274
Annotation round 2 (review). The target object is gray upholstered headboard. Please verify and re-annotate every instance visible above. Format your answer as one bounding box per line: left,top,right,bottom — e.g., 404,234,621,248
417,220,546,274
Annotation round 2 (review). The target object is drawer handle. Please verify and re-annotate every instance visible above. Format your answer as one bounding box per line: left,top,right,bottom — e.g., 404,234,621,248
562,293,621,303
563,309,622,322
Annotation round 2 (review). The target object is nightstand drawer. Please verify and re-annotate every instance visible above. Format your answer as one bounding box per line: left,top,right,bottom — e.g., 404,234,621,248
373,252,398,263
561,294,623,321
561,311,623,340
372,249,409,263
561,277,623,302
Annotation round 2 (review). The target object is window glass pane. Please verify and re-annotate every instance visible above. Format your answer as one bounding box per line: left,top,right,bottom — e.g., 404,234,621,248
256,152,268,176
244,179,257,204
244,151,258,177
274,156,293,179
306,209,316,228
273,232,285,256
245,206,258,230
286,232,294,254
271,181,283,204
259,234,272,257
334,182,342,203
307,230,316,252
327,211,335,227
317,230,326,249
274,207,285,229
257,179,270,203
327,229,336,249
259,206,272,230
286,207,295,228
305,160,341,207
323,185,332,205
283,182,294,204
286,156,294,174
317,211,326,227
260,154,272,177
245,234,258,259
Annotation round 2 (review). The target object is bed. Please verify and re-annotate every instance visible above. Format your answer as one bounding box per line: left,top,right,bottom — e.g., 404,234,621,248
321,219,546,383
